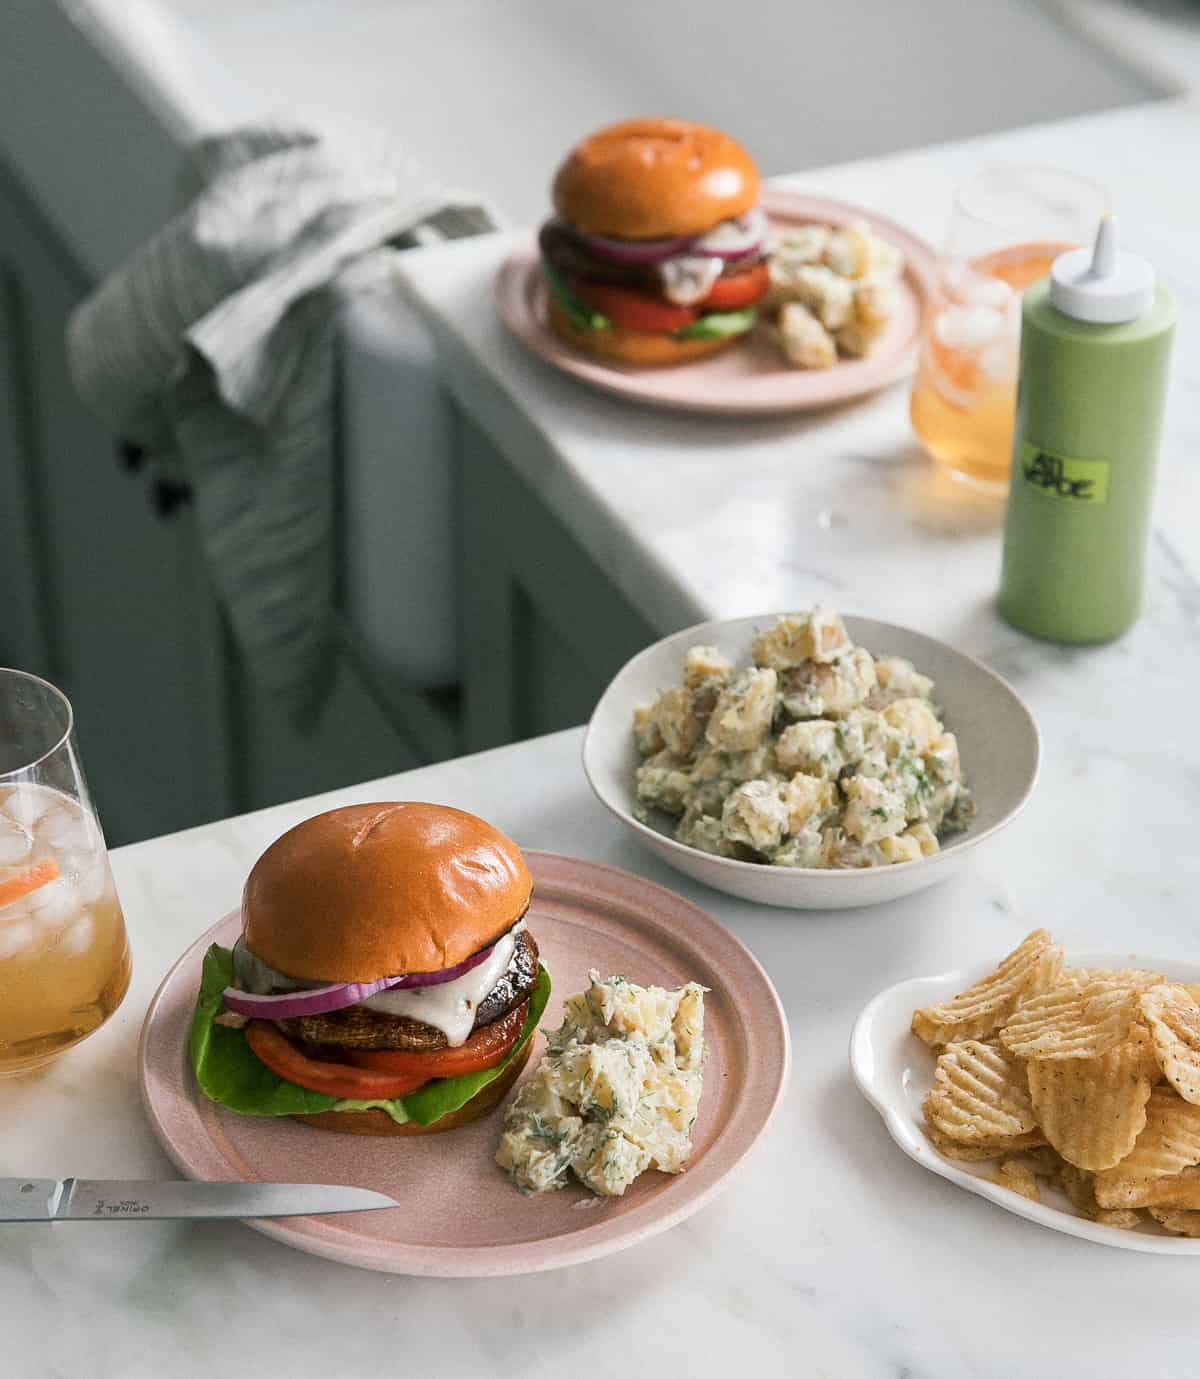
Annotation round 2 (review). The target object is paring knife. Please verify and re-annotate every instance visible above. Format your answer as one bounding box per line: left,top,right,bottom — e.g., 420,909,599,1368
0,1178,400,1222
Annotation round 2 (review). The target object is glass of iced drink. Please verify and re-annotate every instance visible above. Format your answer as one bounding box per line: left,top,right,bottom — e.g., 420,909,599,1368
910,166,1109,487
0,669,130,1075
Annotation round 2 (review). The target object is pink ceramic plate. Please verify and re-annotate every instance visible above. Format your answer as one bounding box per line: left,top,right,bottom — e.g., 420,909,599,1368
495,189,935,415
138,852,790,1276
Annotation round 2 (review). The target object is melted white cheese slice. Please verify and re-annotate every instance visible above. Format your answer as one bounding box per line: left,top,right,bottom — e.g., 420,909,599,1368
360,924,521,1046
657,254,724,305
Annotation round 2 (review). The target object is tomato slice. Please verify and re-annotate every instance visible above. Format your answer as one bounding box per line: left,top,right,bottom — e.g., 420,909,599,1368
345,1002,526,1079
243,1001,528,1101
571,279,698,333
245,1021,431,1099
699,261,769,311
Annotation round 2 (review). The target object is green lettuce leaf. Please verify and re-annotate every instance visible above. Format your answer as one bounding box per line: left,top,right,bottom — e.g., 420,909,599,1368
189,944,337,1117
189,944,550,1127
673,307,757,341
541,261,611,332
400,964,549,1125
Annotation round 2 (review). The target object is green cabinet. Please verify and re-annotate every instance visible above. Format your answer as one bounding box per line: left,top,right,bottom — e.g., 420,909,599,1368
0,162,235,841
456,411,657,751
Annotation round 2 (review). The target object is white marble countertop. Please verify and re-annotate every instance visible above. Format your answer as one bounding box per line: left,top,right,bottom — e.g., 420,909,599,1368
4,718,1200,1379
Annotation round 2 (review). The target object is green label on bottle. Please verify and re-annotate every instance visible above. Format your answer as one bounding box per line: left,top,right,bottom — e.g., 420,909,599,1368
1018,442,1109,504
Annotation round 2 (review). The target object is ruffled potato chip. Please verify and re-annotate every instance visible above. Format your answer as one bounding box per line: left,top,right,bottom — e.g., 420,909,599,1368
1148,1206,1200,1236
1056,1162,1144,1229
1027,1029,1155,1171
1000,981,1138,1060
1092,969,1163,990
989,1157,1040,1201
909,934,1200,1236
924,1040,1037,1142
1058,968,1164,991
1093,1164,1200,1209
1140,984,1200,1104
1002,1145,1066,1180
1093,1087,1200,1206
912,930,1063,1047
923,1123,1045,1162
1095,1210,1143,1231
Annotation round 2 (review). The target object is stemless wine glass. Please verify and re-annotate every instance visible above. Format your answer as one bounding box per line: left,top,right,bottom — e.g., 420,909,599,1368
0,670,131,1074
910,166,1109,487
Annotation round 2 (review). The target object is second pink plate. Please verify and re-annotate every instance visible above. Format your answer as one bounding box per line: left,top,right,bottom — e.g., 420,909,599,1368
495,190,936,416
138,851,790,1276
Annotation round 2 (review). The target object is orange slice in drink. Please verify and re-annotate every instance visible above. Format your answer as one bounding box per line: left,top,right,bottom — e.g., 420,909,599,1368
928,331,980,398
974,240,1076,291
0,857,60,909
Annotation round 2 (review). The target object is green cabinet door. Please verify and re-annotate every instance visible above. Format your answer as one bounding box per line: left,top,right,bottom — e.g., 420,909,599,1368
0,162,236,843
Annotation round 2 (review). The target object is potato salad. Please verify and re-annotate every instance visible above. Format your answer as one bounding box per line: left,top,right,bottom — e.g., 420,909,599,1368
632,610,972,869
764,221,904,368
495,972,706,1197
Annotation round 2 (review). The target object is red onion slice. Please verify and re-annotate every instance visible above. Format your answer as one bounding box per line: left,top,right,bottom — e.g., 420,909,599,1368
570,207,766,268
222,941,497,1020
385,943,495,990
572,227,695,266
690,207,768,260
222,975,399,1020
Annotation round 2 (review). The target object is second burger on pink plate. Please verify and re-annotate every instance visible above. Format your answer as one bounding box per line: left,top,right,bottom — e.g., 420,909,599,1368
496,117,935,415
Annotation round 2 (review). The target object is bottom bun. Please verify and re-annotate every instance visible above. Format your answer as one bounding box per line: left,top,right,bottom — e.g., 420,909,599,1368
289,1037,534,1137
547,296,738,367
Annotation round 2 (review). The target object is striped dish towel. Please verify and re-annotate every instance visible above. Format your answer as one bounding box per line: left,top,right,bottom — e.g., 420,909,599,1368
67,121,492,715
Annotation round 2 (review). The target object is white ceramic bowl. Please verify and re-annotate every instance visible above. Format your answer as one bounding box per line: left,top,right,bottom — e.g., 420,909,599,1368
582,614,1040,910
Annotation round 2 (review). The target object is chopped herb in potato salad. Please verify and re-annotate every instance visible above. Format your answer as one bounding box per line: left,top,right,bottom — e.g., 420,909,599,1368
495,972,706,1197
632,610,973,869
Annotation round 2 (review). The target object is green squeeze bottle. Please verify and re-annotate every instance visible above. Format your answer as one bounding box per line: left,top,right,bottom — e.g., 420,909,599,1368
998,216,1175,642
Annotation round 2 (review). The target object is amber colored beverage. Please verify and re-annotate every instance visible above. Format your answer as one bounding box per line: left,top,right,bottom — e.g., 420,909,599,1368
0,669,131,1075
910,242,1072,487
0,783,131,1073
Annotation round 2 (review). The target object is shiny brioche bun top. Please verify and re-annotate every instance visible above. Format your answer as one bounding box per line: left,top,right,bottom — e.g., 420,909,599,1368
241,803,532,983
552,117,759,240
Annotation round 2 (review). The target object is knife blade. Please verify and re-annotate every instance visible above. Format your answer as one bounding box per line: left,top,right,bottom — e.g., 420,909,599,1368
0,1178,399,1222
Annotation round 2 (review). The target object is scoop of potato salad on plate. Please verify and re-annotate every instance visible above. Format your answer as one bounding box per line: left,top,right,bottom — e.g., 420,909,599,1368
496,972,707,1197
764,221,904,368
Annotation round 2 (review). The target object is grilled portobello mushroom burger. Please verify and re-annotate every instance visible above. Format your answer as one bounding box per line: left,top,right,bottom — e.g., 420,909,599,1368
189,803,548,1136
542,117,768,366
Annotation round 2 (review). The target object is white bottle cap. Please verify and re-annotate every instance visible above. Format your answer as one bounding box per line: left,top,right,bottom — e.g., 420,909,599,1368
1050,215,1155,323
